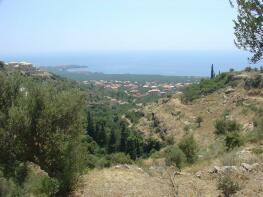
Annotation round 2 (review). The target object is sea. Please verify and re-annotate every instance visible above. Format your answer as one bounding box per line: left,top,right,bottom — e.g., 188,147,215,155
1,50,261,76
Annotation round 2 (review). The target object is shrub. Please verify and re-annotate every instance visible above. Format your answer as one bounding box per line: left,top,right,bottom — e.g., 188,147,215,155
225,132,243,151
178,135,198,164
108,153,133,165
40,176,60,196
196,116,203,127
215,119,227,135
0,177,20,197
0,74,87,196
95,157,111,168
165,146,186,169
217,175,240,197
14,163,27,185
214,119,240,135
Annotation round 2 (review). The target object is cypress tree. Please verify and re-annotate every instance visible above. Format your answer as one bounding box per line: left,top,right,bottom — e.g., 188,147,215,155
119,123,128,152
126,135,137,160
94,123,100,143
87,111,94,139
211,64,215,79
97,123,107,146
108,129,117,153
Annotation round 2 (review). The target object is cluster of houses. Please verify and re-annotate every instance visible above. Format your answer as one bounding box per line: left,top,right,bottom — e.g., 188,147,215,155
85,79,192,98
5,61,51,77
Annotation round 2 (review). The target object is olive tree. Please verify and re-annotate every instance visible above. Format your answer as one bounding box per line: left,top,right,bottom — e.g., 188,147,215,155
230,0,263,63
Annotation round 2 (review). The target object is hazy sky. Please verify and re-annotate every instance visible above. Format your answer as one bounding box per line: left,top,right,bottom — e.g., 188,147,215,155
0,0,237,55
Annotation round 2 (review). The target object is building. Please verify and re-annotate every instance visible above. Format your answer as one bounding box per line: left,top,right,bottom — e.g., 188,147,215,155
148,89,160,96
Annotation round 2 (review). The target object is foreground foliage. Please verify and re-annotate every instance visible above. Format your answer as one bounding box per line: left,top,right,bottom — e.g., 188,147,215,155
0,72,87,196
230,0,263,63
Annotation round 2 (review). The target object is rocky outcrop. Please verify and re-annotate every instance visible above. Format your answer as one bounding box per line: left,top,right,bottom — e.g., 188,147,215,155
224,87,235,94
209,163,260,174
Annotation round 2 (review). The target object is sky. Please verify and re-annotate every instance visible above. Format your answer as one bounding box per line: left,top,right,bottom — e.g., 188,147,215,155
0,0,238,55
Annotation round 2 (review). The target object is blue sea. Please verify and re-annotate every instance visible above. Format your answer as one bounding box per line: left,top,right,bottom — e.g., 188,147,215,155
1,50,261,76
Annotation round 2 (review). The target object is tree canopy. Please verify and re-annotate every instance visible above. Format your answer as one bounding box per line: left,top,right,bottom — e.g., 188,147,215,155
230,0,263,63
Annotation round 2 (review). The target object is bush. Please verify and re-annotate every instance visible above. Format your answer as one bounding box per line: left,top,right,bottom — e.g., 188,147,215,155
0,73,87,196
196,116,203,127
23,170,59,197
225,132,243,151
108,153,133,165
214,119,240,135
0,164,59,197
40,176,60,196
217,175,240,197
0,178,20,197
178,135,198,164
165,146,186,169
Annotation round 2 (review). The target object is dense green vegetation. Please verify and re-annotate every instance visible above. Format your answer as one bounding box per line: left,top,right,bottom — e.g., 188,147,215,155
0,71,87,196
183,73,232,103
86,107,162,160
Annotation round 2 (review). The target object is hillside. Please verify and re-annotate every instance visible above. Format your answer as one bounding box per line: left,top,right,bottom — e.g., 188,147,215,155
74,69,263,197
1,62,263,197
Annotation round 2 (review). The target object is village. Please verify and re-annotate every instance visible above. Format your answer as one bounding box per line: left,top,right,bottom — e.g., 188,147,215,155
83,79,192,98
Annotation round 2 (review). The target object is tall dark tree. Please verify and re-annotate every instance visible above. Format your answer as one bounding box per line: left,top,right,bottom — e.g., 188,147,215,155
97,123,107,146
211,64,215,79
94,123,100,142
126,135,137,160
108,129,117,153
87,111,94,138
119,123,128,152
230,0,263,63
